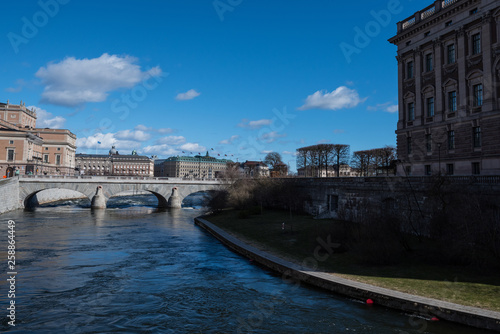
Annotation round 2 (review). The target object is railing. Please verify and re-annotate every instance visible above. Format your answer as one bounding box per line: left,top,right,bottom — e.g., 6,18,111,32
295,175,500,185
402,17,416,30
19,175,222,182
421,5,436,20
400,0,461,32
442,0,458,9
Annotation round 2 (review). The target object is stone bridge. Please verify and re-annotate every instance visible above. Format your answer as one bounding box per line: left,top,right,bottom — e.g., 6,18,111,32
18,175,224,209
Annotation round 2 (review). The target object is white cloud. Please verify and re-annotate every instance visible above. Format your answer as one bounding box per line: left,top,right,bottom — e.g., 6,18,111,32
298,86,366,111
219,135,240,144
28,105,66,129
115,129,151,142
367,102,398,113
35,53,162,107
259,131,286,143
134,124,174,134
76,132,140,151
156,136,186,145
6,79,27,93
238,119,273,129
180,142,206,153
175,89,200,101
141,144,179,156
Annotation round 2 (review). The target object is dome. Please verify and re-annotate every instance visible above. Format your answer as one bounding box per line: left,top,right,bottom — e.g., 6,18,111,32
109,146,119,155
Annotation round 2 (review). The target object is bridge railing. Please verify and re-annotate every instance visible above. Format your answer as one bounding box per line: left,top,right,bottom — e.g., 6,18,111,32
19,175,224,182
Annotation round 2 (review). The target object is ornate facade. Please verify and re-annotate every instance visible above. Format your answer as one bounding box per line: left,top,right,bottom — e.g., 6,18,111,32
76,147,154,177
389,0,500,175
0,101,76,176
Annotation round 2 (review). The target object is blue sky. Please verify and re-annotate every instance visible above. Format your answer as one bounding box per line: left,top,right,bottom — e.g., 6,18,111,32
1,0,425,171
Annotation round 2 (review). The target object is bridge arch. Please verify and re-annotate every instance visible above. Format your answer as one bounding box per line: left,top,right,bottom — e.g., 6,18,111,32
24,188,91,209
107,189,169,208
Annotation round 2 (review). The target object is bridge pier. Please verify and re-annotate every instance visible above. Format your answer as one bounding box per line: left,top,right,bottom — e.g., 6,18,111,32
167,187,182,208
91,186,107,209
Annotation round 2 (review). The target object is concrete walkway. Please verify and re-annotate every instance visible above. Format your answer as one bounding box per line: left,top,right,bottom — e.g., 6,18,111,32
195,217,500,332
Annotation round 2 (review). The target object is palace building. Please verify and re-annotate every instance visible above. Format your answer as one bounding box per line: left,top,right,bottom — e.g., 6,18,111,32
389,0,500,175
156,152,232,179
0,100,76,176
76,146,154,177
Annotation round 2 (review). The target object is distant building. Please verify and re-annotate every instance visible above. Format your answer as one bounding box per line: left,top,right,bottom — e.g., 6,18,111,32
241,161,270,178
76,146,154,177
270,162,288,177
0,100,76,176
389,0,500,176
297,164,358,177
156,152,232,179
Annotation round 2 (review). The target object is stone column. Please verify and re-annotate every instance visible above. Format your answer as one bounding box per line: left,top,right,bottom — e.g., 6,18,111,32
167,187,182,208
91,185,106,209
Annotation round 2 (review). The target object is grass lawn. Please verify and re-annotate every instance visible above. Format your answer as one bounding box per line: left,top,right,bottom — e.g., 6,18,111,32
204,209,500,312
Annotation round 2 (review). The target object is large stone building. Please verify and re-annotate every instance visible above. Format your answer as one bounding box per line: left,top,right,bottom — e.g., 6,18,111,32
389,0,500,176
76,146,154,177
156,153,232,179
0,100,76,176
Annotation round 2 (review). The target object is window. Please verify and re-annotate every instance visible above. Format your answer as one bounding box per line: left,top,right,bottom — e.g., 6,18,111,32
470,8,478,15
447,44,455,64
446,164,454,175
426,134,432,152
56,155,61,165
425,165,432,176
408,102,415,121
472,33,481,55
445,20,453,27
427,97,434,117
407,137,413,154
45,147,49,151
472,162,480,175
424,31,430,37
473,84,483,107
57,147,61,151
473,126,481,148
7,149,14,161
9,140,13,145
425,53,433,72
43,154,49,163
448,130,455,150
448,91,457,112
407,61,414,79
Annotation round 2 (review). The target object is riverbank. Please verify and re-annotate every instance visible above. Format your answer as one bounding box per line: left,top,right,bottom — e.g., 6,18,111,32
195,211,500,332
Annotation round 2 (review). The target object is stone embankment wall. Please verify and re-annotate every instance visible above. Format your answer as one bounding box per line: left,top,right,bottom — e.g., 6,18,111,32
0,177,20,214
295,176,500,230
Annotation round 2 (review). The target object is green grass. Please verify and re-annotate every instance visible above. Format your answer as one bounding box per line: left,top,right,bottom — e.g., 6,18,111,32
204,209,500,312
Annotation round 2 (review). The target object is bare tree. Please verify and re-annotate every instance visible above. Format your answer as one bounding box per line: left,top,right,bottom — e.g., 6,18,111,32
332,144,350,177
264,152,283,170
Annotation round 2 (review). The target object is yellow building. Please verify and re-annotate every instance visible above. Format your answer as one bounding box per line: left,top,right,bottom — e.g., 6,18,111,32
0,100,76,176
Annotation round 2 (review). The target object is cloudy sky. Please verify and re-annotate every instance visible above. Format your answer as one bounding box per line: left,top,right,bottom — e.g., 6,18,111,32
1,0,425,170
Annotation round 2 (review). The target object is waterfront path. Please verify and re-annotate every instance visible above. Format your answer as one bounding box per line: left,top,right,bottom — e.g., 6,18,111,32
195,217,500,332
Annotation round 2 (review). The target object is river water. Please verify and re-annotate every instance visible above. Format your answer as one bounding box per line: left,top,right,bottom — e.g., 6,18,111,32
0,195,494,333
